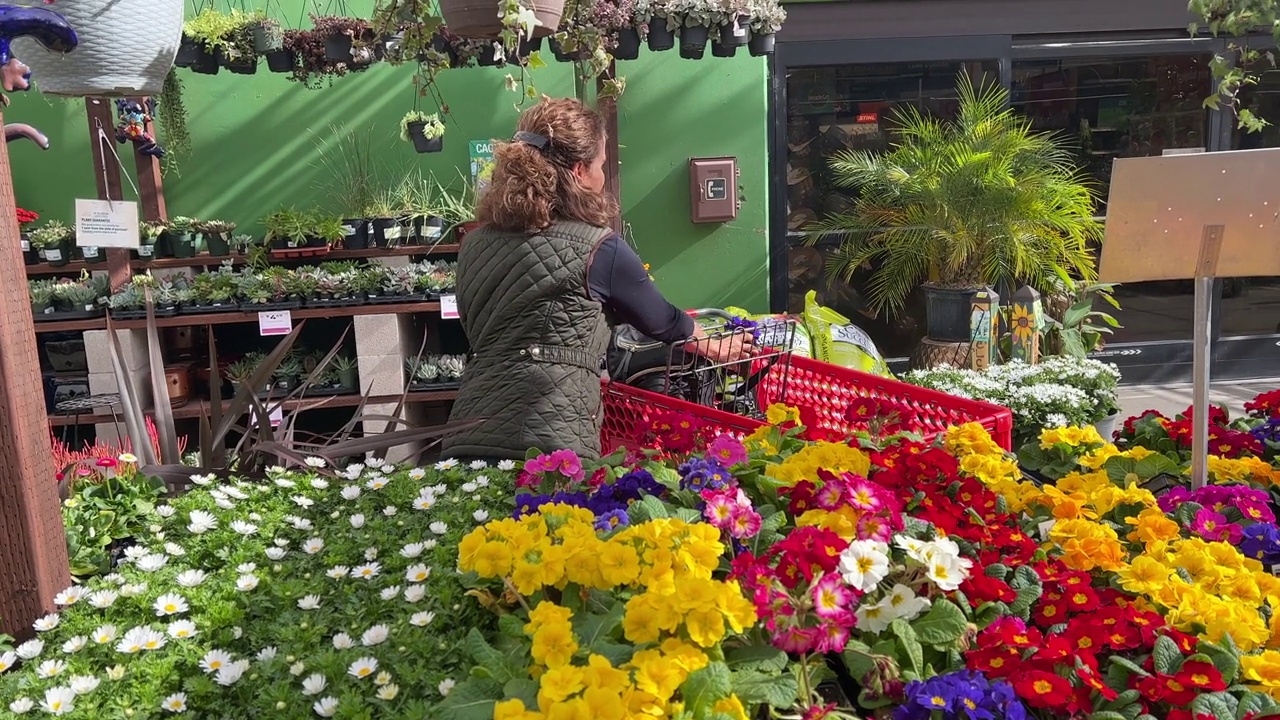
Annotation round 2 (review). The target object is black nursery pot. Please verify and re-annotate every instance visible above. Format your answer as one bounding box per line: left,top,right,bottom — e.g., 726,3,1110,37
475,43,503,66
748,32,775,56
204,232,231,256
325,33,353,61
342,219,369,250
711,41,736,58
679,25,709,59
265,49,295,73
720,15,750,46
44,239,71,267
370,218,395,247
222,54,259,75
549,38,589,62
21,234,36,265
518,36,543,58
407,123,444,154
81,245,106,264
647,22,675,51
175,36,200,67
614,28,641,60
306,235,328,249
170,233,196,258
190,46,221,75
419,216,446,243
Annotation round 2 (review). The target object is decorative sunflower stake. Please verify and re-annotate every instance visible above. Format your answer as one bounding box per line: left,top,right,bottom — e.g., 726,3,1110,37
1010,285,1043,364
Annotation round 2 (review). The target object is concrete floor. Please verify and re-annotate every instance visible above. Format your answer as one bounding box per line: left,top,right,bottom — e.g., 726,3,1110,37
1117,378,1279,420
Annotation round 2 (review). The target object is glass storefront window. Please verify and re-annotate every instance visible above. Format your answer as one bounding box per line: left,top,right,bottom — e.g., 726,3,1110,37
1220,69,1280,339
1012,55,1211,344
784,60,999,358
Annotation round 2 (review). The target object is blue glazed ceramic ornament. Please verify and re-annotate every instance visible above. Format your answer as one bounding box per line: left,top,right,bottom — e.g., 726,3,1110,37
114,98,163,157
0,5,76,149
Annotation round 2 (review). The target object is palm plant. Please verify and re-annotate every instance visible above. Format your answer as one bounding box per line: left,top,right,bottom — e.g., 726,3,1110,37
807,73,1102,323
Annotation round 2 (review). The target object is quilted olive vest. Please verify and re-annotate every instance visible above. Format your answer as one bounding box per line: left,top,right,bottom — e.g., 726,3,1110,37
442,220,614,460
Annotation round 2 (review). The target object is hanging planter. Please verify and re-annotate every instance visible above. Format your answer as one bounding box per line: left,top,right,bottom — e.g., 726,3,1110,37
174,34,200,67
265,49,294,72
474,41,503,66
613,27,641,60
401,111,446,154
439,0,561,40
252,19,283,53
747,30,774,55
646,19,675,51
13,0,182,96
710,39,735,57
221,51,258,74
549,36,590,62
324,32,353,61
719,15,749,46
189,45,222,75
678,24,708,59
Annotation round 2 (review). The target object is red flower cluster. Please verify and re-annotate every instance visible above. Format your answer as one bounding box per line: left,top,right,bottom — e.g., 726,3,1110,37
843,395,920,434
645,411,705,454
16,207,37,225
1118,405,1263,458
1246,389,1280,420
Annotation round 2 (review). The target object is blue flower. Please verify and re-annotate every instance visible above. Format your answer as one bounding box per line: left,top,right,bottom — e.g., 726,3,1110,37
677,458,731,493
593,508,630,533
895,671,1026,720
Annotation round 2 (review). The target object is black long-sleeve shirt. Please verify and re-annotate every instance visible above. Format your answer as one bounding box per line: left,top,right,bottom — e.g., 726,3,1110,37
586,234,695,344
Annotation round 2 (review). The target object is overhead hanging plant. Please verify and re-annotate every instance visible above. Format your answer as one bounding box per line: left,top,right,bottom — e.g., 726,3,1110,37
155,68,191,176
1189,0,1278,131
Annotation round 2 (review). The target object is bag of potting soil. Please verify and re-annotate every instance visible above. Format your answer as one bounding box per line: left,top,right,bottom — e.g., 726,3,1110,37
802,291,894,378
723,306,813,358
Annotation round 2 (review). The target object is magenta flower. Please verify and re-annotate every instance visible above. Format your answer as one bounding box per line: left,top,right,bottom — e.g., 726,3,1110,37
773,625,821,654
857,514,894,543
728,506,763,539
847,476,884,512
702,490,737,529
707,434,749,468
523,449,585,483
1190,508,1241,543
811,573,855,620
816,477,847,510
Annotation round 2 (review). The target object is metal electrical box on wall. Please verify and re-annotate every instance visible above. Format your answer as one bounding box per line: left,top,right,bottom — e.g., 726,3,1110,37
689,157,739,223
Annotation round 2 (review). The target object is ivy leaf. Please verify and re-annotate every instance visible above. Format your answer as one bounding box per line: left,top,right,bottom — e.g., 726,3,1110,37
911,598,968,646
1152,635,1184,676
730,669,799,708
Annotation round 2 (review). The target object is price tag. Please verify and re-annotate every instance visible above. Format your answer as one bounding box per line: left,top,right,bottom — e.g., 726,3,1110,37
250,404,284,428
44,248,62,262
258,310,292,336
440,294,459,320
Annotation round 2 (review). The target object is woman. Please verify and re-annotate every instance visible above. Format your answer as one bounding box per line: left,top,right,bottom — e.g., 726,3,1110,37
443,97,752,462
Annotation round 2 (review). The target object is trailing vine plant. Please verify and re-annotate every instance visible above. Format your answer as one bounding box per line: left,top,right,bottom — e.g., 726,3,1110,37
156,68,191,176
1190,0,1278,131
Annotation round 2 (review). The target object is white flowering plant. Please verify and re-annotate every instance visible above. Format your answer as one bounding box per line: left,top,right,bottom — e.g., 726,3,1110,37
0,458,515,719
904,357,1120,447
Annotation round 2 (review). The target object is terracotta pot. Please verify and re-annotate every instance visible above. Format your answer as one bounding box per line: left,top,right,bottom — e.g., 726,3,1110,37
164,364,192,407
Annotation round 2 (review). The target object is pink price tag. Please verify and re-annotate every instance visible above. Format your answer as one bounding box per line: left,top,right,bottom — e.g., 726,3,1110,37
250,405,284,428
258,310,292,336
440,294,459,320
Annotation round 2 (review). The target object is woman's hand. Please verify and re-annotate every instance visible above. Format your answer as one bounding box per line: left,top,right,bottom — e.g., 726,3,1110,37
684,324,755,365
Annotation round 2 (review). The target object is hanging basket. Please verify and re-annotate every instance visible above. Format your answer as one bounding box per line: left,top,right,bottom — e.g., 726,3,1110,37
12,0,184,96
439,0,561,39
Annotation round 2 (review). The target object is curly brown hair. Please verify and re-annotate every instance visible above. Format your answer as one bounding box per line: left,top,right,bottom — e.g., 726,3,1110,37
476,97,618,233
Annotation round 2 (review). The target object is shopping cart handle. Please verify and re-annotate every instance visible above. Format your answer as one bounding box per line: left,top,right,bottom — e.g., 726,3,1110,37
686,308,737,320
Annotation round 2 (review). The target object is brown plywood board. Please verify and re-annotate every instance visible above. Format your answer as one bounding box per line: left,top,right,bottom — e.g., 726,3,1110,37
1099,148,1280,284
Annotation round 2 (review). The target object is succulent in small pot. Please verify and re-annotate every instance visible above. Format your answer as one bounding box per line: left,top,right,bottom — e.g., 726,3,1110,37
349,266,385,299
164,216,198,258
55,281,101,314
437,354,466,381
330,355,359,391
194,219,237,255
312,15,375,65
407,357,440,385
383,266,419,297
400,110,445,154
28,279,55,315
231,233,257,255
29,220,74,266
272,353,305,391
136,221,164,261
637,0,677,51
227,352,268,394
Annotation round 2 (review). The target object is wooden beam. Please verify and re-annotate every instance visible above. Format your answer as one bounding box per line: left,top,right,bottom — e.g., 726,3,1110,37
85,97,133,290
130,96,166,223
0,106,71,640
597,61,622,235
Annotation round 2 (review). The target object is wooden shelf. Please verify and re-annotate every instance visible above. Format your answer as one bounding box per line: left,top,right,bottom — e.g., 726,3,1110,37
32,301,443,333
23,244,461,277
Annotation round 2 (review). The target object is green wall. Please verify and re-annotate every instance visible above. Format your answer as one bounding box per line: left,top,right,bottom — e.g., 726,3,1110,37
7,16,770,312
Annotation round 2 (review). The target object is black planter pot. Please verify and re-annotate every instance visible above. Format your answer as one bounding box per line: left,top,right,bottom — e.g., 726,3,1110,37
647,22,675,51
679,25,709,59
169,233,196,258
190,46,221,75
475,42,503,66
518,36,543,58
81,246,106,264
43,239,71,267
748,31,775,56
342,219,369,250
21,234,36,265
923,285,981,342
325,33,353,62
265,49,294,73
549,38,589,62
223,54,258,75
419,216,446,244
396,218,416,244
131,244,156,262
406,122,444,154
614,28,641,60
719,16,750,46
252,23,283,53
710,41,736,57
154,233,173,258
306,235,328,249
174,37,201,68
370,218,395,247
204,233,231,256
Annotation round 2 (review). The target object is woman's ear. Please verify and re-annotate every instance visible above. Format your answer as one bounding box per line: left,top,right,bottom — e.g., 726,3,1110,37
570,162,590,185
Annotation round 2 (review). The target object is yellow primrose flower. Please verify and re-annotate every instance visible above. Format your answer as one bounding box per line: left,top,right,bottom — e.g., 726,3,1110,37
1039,425,1104,449
764,403,801,425
1125,507,1181,545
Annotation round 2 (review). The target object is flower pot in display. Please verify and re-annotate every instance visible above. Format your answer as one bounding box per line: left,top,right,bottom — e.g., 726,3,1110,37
204,233,231,256
613,28,641,60
439,0,561,39
325,33,353,61
190,46,221,75
306,235,327,249
710,41,736,58
164,364,192,408
265,49,294,73
719,16,749,46
342,219,369,250
475,42,503,66
222,53,258,75
549,38,589,62
1092,412,1120,441
81,245,105,264
647,22,675,51
252,23,283,53
419,216,446,244
679,25,709,59
748,32,774,56
170,233,196,258
923,285,981,342
44,240,70,267
370,218,395,247
338,368,358,392
21,234,36,265
406,122,443,154
136,243,155,261
174,35,199,67
517,36,543,58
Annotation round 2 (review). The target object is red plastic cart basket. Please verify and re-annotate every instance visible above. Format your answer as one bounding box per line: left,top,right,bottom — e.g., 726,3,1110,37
600,354,1013,453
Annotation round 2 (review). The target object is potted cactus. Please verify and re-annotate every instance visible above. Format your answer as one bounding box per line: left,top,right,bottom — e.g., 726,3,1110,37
28,279,55,317
271,353,305,393
400,111,445,154
162,216,198,258
331,355,359,392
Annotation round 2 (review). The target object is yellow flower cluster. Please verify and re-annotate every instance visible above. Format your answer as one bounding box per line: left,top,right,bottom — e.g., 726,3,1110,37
1243,652,1280,699
945,424,1039,512
1039,425,1106,449
1207,455,1279,486
766,440,871,486
463,506,757,720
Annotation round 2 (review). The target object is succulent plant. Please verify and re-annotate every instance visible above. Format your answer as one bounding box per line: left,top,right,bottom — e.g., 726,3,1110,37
109,285,144,310
437,354,466,380
273,354,304,383
28,279,55,307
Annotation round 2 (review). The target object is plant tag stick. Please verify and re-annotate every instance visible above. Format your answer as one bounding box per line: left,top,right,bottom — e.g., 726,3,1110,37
968,289,997,371
1010,285,1042,364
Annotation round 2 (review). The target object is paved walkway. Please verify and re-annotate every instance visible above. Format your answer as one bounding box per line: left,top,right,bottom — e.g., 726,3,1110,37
1117,378,1279,420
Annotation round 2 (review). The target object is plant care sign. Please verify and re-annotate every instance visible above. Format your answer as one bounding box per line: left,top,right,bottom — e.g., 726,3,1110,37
74,199,140,248
258,310,292,336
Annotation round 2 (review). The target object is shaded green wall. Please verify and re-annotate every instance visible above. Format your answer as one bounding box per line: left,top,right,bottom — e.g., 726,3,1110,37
7,16,770,311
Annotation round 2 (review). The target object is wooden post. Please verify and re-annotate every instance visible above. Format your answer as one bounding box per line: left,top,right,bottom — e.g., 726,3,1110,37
0,106,71,640
1009,285,1042,364
129,96,167,223
85,97,132,290
596,61,622,235
968,288,999,371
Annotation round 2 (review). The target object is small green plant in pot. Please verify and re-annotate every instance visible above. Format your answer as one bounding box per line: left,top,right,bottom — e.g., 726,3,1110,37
312,215,346,249
272,353,305,392
252,15,283,53
330,355,359,392
401,111,445,154
163,216,198,258
29,220,74,266
194,219,237,255
28,279,55,316
264,209,308,250
807,73,1101,347
137,221,164,261
182,9,239,74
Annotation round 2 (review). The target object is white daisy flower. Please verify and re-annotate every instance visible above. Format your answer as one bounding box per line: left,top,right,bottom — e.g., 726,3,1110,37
237,562,258,574
404,585,426,603
292,495,315,508
122,545,150,561
347,657,378,680
119,583,147,597
302,673,327,696
161,693,187,713
187,510,217,534
16,639,43,660
423,539,438,550
313,697,339,717
303,538,325,554
33,614,59,632
41,687,75,715
274,477,297,489
9,697,33,714
353,563,381,580
290,661,306,676
223,486,248,500
92,626,117,645
475,475,490,487
290,517,314,531
310,478,329,490
105,665,124,680
53,587,86,607
273,538,290,547
230,520,258,536
366,477,388,491
35,659,66,678
60,637,86,654
408,468,426,480
473,509,490,522
214,497,235,510
332,633,355,650
156,505,176,518
349,514,366,529
236,575,260,592
214,659,250,686
164,542,186,557
169,570,204,589
141,629,166,651
68,676,99,695
189,473,213,486
383,506,397,516
400,542,425,558
136,554,168,573
326,565,349,579
256,647,278,662
361,625,389,646
0,650,15,672
429,521,449,535
379,586,401,601
167,620,198,639
115,628,146,655
102,573,125,585
468,459,488,470
461,482,478,493
413,497,434,510
340,486,361,500
305,457,327,468
297,595,322,611
438,678,456,696
402,564,429,583
265,465,286,474
154,593,189,617
497,459,516,471
434,458,459,471
410,611,436,627
377,683,399,700
265,547,287,560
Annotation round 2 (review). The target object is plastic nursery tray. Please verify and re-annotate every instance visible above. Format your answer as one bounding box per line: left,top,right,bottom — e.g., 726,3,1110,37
304,296,364,308
364,293,426,305
408,381,461,392
301,386,358,397
238,300,303,312
270,247,330,260
180,302,240,315
110,306,179,320
32,307,106,322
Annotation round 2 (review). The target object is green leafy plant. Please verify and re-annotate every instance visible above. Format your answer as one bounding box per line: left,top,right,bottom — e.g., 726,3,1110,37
156,69,191,176
1189,0,1278,131
400,111,445,142
1037,268,1122,359
806,73,1102,316
28,220,73,249
28,279,55,309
